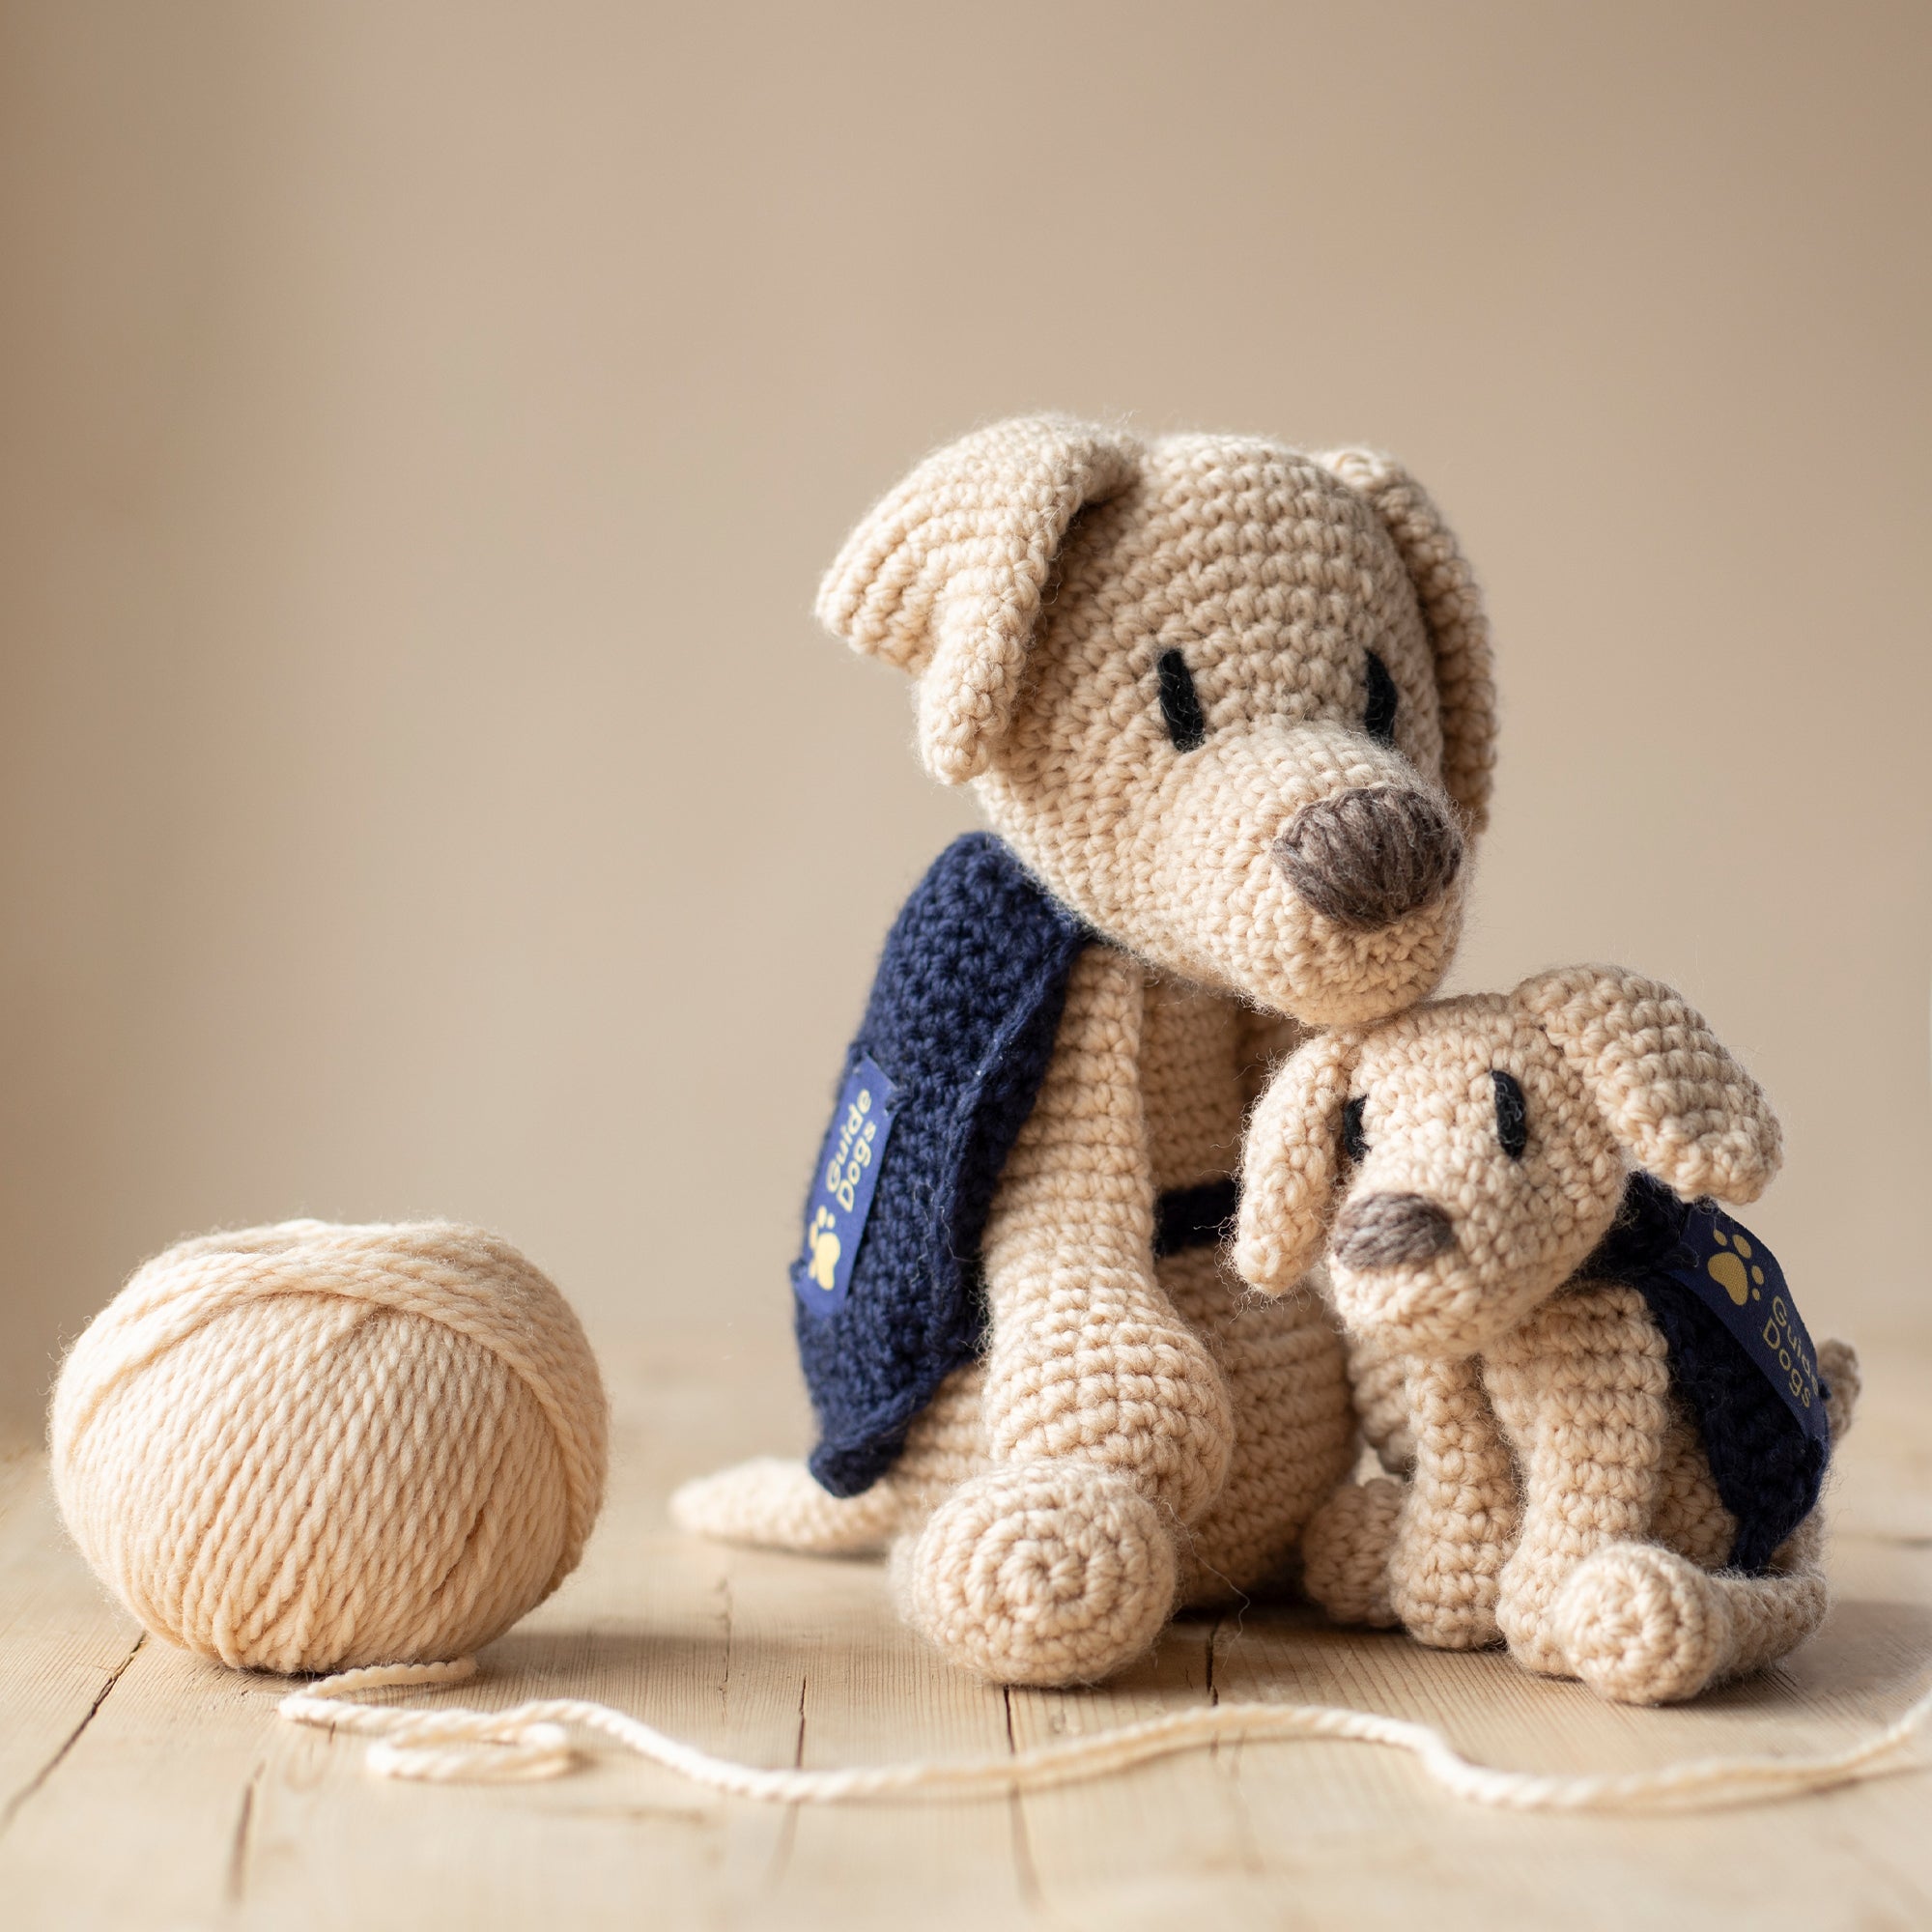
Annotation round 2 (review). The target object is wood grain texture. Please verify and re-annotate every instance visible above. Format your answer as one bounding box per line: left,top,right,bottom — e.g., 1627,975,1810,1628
2,1340,1929,1931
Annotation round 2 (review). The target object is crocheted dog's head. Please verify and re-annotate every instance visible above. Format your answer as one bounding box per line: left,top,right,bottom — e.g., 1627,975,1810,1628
1235,967,1782,1355
817,416,1497,1025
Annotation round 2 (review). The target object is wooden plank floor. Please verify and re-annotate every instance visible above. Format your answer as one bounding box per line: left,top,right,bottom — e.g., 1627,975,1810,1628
4,1326,1929,1932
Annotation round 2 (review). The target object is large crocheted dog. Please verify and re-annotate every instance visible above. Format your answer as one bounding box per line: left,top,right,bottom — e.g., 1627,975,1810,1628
1235,966,1857,1705
677,414,1497,1685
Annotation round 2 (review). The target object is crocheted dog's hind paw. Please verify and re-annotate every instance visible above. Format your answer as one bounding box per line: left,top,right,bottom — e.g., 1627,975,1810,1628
1554,1543,1733,1705
895,1461,1176,1686
670,1457,901,1557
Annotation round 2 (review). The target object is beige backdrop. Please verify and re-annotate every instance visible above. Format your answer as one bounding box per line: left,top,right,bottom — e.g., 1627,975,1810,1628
2,1,1927,1440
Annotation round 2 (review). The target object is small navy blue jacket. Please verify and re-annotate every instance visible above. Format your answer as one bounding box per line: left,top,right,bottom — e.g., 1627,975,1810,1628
1582,1173,1832,1573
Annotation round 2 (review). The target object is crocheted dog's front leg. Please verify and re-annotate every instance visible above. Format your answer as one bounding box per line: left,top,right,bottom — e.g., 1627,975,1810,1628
977,945,1236,1513
1301,1350,1512,1635
1380,1353,1520,1648
1486,1286,1670,1678
896,946,1235,1684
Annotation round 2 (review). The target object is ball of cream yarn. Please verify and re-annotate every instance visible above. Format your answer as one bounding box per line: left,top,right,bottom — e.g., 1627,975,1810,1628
49,1220,608,1676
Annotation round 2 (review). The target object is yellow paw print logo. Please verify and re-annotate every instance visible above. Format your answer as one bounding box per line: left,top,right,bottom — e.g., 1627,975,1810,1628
1707,1226,1765,1307
806,1208,841,1293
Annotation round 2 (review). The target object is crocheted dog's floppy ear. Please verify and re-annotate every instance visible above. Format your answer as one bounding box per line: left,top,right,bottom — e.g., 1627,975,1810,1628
1518,966,1783,1206
1319,450,1497,838
816,416,1143,783
1235,1030,1360,1294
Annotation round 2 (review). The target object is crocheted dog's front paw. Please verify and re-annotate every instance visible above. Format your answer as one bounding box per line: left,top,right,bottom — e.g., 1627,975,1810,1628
1300,1478,1404,1627
895,1462,1176,1686
1554,1543,1733,1705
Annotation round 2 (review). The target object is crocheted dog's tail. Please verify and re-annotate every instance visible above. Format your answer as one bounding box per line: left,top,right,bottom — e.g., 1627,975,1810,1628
669,1458,901,1556
1819,1338,1861,1443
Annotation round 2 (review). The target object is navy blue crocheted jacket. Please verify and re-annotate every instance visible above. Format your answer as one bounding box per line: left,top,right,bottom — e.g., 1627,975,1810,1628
790,836,1092,1497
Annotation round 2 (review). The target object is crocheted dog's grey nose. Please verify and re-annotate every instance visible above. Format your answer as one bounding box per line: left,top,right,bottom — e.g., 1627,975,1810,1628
1272,786,1463,931
1331,1193,1456,1270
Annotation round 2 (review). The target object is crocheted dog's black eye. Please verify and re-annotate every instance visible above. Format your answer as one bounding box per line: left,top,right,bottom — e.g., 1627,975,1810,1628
1156,648,1207,752
1364,652,1399,748
1492,1070,1528,1158
1342,1095,1368,1164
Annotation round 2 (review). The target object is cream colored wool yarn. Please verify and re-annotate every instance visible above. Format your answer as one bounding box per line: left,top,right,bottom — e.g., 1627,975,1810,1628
50,1220,608,1676
280,1659,1932,1811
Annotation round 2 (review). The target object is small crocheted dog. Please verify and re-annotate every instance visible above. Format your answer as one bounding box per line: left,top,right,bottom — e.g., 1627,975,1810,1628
679,415,1497,1685
1235,965,1857,1705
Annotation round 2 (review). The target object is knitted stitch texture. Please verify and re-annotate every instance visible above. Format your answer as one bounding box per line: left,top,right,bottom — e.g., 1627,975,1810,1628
681,415,1496,1685
50,1221,608,1675
1237,968,1855,1705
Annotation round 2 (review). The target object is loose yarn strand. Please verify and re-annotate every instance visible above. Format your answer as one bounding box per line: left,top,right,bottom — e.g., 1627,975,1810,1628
279,1661,1932,1813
